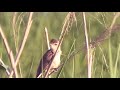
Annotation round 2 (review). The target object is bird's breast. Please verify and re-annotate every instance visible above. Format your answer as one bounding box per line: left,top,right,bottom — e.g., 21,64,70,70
51,52,61,68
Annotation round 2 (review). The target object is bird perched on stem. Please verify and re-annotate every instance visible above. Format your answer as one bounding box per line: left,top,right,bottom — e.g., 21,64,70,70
36,39,62,78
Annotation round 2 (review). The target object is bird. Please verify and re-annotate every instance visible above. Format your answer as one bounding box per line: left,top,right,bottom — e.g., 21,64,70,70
36,39,62,78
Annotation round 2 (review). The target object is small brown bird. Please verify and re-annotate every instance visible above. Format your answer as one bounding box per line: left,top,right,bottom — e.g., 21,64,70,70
36,39,62,78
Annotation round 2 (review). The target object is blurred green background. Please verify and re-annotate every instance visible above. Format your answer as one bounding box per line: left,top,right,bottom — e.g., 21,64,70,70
0,12,120,78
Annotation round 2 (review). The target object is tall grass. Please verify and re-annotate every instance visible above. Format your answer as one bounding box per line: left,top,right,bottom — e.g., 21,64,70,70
0,12,33,78
108,39,120,78
0,12,120,78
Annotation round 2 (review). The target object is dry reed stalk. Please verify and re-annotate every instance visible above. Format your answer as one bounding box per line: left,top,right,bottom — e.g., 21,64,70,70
12,12,18,52
44,12,76,78
0,26,18,78
45,27,50,50
9,12,33,78
88,48,94,78
85,46,95,78
82,12,92,78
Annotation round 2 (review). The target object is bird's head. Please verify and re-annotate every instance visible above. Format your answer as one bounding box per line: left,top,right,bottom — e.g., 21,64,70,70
50,39,61,53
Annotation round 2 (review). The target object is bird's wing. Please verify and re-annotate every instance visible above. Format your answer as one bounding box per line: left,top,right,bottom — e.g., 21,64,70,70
36,49,54,77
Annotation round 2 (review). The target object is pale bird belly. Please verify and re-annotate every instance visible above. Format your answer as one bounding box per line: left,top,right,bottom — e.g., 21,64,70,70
51,53,61,68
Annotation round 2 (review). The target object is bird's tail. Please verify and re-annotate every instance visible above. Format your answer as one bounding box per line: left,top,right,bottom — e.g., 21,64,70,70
36,65,42,78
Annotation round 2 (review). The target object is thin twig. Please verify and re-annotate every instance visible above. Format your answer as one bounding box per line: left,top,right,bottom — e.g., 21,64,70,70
9,12,33,78
0,26,18,78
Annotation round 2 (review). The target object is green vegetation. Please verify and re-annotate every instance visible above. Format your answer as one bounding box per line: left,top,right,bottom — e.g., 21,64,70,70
0,12,120,78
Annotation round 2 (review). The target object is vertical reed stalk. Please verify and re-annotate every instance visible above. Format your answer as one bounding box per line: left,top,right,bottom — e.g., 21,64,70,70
82,12,91,78
45,27,50,50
